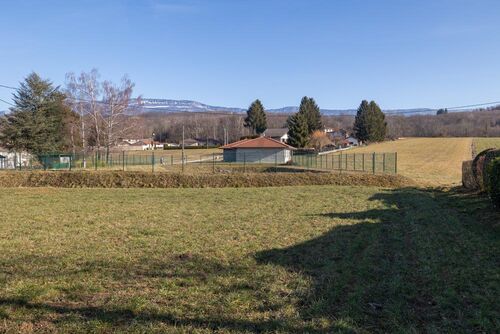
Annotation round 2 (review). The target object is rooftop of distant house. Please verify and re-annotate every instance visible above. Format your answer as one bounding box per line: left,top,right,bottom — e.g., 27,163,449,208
264,128,288,137
222,136,295,149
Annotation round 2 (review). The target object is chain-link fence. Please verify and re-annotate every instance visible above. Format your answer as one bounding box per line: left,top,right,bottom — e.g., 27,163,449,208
0,150,397,175
293,152,398,174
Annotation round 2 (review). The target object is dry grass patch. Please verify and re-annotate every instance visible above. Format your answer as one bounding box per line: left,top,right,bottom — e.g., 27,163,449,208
473,137,500,155
344,137,472,186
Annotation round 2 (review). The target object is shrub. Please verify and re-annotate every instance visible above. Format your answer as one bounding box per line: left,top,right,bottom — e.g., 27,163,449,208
472,148,500,191
486,158,500,208
462,160,477,190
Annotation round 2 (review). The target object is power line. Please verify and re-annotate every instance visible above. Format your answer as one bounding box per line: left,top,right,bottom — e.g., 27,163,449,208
0,84,16,90
446,101,500,110
0,98,14,107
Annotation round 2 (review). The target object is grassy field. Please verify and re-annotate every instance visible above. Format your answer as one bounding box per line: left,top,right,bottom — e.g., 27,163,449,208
473,137,500,155
0,186,498,333
343,138,472,186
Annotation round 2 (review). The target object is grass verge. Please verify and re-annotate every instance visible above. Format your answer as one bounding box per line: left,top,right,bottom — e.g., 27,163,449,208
0,186,497,332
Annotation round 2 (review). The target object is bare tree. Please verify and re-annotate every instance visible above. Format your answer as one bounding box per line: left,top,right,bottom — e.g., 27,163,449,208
102,76,135,158
65,69,103,166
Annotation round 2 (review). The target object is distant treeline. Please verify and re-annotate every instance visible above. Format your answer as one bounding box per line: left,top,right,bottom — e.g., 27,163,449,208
135,107,500,143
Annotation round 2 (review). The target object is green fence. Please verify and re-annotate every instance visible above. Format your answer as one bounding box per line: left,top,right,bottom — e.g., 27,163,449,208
3,150,397,175
292,152,397,174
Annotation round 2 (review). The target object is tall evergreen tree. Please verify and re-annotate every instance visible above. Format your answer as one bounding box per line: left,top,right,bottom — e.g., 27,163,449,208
0,73,70,155
286,111,309,148
368,101,387,142
298,96,322,134
353,100,370,142
244,99,267,134
353,100,387,142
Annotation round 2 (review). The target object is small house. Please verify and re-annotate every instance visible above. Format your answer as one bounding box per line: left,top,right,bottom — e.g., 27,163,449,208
221,136,295,164
346,136,359,146
328,129,349,141
182,139,199,147
263,128,289,143
0,154,6,169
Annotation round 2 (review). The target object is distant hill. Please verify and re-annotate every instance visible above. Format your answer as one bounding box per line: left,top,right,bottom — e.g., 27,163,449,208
134,98,437,116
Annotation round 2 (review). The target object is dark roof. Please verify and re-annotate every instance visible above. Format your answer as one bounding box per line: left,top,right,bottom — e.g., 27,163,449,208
221,136,295,150
264,128,288,137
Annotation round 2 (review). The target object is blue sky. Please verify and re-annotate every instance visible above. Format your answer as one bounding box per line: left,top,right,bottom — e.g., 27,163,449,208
1,0,499,110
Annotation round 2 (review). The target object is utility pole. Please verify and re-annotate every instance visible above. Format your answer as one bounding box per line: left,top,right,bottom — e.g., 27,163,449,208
182,125,185,172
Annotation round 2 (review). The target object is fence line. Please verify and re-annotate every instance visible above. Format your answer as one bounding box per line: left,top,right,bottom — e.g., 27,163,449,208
0,150,397,175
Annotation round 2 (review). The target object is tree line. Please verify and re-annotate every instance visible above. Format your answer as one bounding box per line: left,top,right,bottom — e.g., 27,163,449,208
2,71,497,157
0,70,136,161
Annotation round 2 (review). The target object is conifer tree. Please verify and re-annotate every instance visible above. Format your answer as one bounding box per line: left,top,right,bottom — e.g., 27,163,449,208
298,96,322,134
0,73,70,155
286,111,309,148
244,99,267,135
353,99,387,142
353,100,370,142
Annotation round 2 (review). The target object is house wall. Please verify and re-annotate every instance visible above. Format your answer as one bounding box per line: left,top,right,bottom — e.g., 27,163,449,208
223,148,291,164
0,151,32,169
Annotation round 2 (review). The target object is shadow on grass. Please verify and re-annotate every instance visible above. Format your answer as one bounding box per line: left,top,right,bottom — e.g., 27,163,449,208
256,187,499,332
0,188,498,332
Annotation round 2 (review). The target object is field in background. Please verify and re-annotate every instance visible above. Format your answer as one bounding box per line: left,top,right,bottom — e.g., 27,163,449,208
0,186,497,333
473,137,500,155
345,138,472,186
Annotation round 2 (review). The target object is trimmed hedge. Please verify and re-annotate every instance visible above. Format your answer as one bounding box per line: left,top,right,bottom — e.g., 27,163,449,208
487,158,500,208
0,171,413,188
462,160,477,190
465,148,500,191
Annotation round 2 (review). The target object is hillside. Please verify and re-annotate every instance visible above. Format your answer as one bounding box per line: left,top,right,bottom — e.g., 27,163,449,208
133,98,436,116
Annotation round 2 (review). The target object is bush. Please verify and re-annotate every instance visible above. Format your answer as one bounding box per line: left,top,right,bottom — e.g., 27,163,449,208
486,158,500,208
472,148,500,191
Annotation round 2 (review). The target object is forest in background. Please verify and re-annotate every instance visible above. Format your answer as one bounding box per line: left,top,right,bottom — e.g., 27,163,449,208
132,107,500,143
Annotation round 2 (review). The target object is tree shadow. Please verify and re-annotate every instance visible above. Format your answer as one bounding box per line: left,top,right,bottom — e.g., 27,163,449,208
256,188,499,332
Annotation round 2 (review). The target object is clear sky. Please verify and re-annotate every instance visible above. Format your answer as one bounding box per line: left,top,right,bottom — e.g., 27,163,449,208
1,0,499,110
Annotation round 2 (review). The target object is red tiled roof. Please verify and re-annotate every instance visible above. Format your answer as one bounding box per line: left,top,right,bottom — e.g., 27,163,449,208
221,136,295,149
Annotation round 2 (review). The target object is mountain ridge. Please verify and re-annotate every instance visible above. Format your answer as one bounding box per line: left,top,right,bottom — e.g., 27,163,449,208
134,98,437,116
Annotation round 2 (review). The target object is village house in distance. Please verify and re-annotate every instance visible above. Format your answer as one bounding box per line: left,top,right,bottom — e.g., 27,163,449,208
221,136,295,164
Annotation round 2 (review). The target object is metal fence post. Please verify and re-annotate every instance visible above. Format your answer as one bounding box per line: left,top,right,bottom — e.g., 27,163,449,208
395,152,398,174
372,152,376,174
383,153,386,173
243,152,246,173
122,151,125,171
353,153,356,171
275,152,278,171
339,152,342,173
95,151,98,171
69,155,72,171
152,151,155,172
362,153,365,172
212,153,215,173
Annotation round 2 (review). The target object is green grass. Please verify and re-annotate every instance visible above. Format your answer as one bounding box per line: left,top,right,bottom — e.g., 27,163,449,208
0,186,498,333
473,137,500,155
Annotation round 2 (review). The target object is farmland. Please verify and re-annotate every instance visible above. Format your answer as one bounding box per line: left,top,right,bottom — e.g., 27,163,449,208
473,137,500,155
0,186,498,333
344,137,472,186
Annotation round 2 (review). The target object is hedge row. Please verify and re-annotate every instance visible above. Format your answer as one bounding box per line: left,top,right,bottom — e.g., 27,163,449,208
463,148,500,191
486,158,500,208
0,171,413,188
